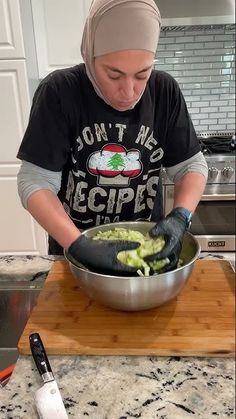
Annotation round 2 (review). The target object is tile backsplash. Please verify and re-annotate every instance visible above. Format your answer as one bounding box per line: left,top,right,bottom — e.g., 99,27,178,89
155,25,235,134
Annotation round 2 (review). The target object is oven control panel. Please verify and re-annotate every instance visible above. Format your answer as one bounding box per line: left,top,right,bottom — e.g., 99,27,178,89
206,156,235,184
162,157,235,185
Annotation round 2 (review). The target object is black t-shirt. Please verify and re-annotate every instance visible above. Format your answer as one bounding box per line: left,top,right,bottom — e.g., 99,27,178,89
17,64,200,230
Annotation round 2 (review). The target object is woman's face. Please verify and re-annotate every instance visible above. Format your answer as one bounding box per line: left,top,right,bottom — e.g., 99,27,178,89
94,50,154,111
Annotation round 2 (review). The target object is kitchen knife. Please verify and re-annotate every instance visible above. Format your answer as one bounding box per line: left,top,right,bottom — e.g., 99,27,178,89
29,333,68,419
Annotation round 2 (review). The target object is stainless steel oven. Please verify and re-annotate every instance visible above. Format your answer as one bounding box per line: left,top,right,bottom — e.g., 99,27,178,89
162,134,235,252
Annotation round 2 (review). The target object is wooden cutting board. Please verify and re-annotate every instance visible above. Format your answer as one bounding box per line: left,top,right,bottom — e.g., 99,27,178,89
18,259,235,357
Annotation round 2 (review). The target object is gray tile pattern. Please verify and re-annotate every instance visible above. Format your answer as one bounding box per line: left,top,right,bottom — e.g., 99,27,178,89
155,25,235,133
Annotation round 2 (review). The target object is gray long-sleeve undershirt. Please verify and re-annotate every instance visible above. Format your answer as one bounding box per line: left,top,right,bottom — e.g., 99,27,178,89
17,161,62,208
17,151,208,209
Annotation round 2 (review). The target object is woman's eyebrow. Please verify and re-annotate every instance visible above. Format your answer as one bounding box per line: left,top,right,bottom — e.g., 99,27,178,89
105,65,152,75
137,66,153,73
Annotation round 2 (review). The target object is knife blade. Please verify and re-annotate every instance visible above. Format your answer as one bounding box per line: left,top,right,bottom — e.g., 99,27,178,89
29,333,68,419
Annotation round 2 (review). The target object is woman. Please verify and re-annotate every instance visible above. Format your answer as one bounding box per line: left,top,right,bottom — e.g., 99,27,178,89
17,0,208,275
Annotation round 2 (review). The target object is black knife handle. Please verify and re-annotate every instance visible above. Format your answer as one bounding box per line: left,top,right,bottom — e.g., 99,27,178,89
29,333,53,377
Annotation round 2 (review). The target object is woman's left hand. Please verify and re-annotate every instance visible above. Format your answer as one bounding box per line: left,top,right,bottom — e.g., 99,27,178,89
144,209,188,272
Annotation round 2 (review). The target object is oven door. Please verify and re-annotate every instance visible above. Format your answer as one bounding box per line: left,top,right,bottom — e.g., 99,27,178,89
164,184,235,252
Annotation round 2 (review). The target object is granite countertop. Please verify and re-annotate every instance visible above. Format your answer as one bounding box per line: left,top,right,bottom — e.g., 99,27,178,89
0,254,235,419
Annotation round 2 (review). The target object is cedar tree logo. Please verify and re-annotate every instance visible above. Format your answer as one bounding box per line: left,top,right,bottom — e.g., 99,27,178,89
87,144,142,186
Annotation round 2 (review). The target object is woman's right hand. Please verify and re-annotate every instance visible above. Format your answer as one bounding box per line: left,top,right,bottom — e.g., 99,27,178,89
68,236,140,276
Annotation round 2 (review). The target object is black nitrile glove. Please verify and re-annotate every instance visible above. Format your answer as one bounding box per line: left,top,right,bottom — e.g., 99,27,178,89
68,235,140,276
145,207,191,273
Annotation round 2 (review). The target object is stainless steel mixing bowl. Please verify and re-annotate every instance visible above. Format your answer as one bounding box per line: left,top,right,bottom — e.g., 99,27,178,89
64,221,200,311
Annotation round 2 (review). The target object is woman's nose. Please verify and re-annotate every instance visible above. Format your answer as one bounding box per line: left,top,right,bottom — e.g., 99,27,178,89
120,78,135,99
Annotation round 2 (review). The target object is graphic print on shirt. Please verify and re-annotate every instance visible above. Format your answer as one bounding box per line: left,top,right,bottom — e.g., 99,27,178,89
63,122,164,228
87,144,142,186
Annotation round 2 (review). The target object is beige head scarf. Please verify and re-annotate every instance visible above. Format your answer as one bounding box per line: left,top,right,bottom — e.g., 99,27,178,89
81,0,161,106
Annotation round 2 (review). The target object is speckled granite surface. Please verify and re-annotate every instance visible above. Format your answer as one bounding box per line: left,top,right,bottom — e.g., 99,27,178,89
0,255,56,284
0,254,235,418
0,355,235,418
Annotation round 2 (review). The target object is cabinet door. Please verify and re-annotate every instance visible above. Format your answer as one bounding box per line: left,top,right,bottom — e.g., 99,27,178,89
0,0,25,58
31,0,91,78
0,60,47,255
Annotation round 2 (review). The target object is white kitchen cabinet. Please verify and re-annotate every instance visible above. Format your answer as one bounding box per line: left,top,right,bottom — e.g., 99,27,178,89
0,60,30,162
0,1,47,255
0,0,25,58
31,0,91,78
0,176,47,254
